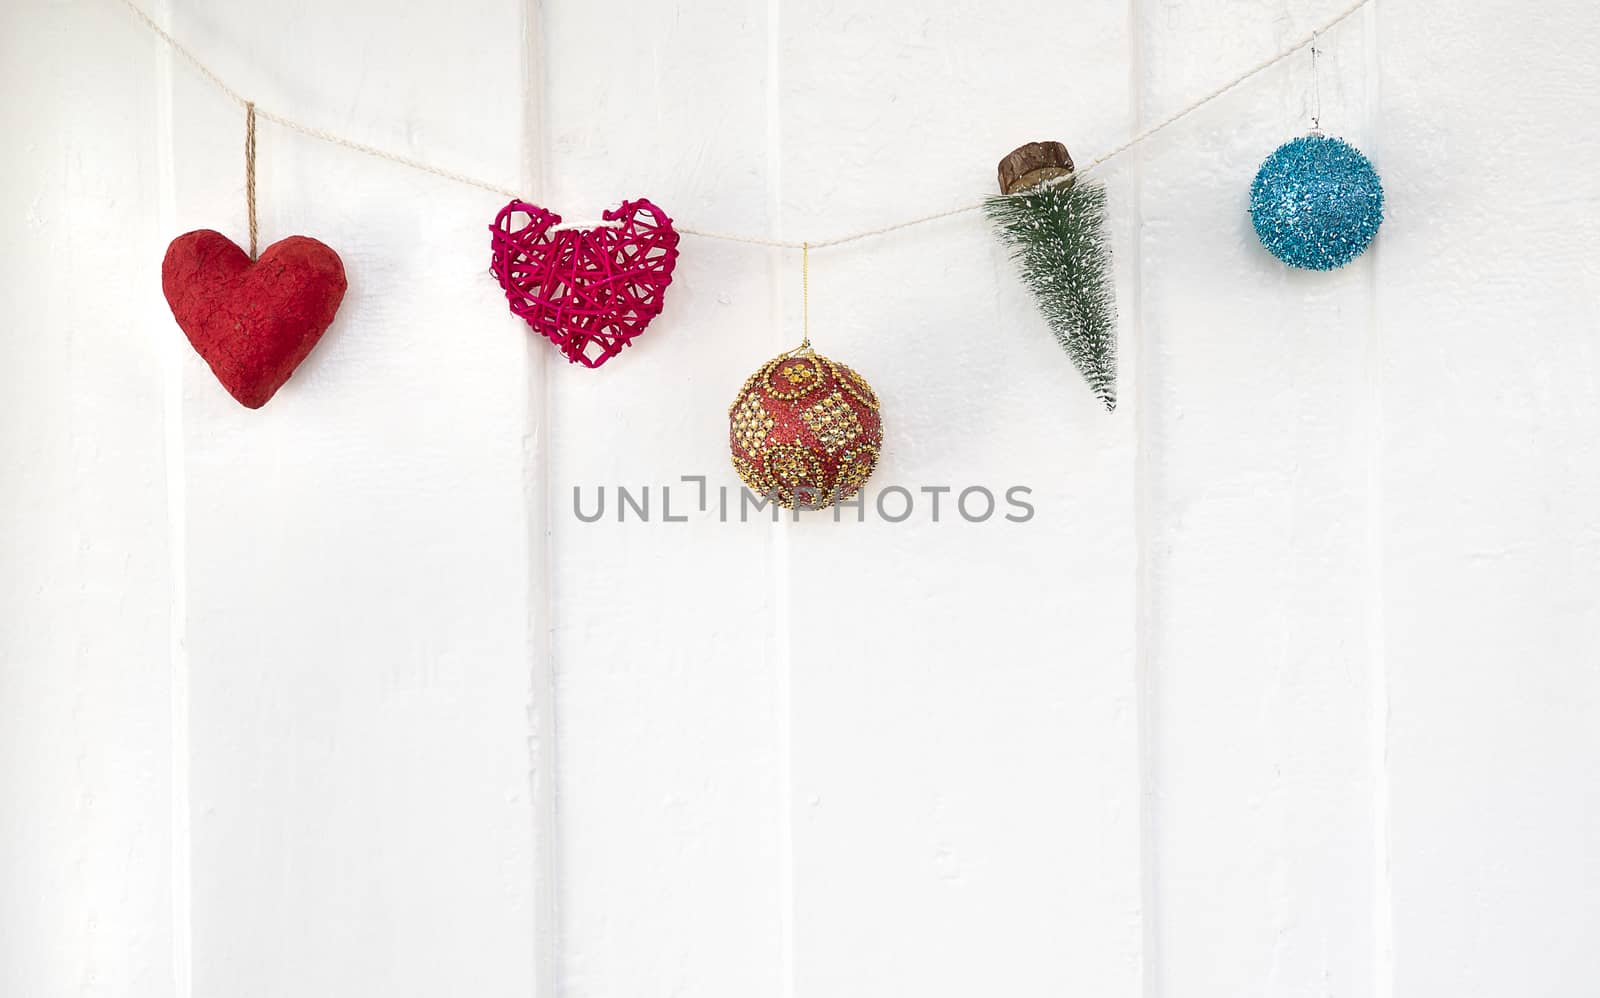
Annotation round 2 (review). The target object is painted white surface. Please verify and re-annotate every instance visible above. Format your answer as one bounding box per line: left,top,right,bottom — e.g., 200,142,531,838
3,1,1598,996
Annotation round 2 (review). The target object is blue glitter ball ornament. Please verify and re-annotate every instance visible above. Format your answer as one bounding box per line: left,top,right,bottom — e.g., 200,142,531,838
1249,134,1384,271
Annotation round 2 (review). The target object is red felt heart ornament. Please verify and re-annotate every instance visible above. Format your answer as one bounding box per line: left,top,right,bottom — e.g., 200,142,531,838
161,230,347,409
489,198,679,368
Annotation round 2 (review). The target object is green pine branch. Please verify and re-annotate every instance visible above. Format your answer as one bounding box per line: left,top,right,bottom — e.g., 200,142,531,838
985,181,1118,411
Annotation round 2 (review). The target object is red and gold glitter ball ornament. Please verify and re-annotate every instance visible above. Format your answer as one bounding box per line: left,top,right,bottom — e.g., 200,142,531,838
728,346,884,508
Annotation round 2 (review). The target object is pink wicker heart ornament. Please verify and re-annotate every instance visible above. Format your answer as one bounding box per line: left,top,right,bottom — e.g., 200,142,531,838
489,198,680,368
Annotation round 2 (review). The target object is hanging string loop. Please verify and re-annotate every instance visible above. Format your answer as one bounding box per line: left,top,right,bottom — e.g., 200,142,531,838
244,100,259,259
800,241,811,352
1310,32,1324,133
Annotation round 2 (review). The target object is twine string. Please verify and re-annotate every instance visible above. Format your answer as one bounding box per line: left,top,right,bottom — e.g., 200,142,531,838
115,0,1372,253
549,218,624,233
245,101,258,258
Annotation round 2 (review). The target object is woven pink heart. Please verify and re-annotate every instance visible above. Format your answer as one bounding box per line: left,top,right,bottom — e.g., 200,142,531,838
489,198,680,368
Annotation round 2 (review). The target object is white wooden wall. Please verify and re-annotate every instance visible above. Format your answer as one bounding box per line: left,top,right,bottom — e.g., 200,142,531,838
4,0,1598,995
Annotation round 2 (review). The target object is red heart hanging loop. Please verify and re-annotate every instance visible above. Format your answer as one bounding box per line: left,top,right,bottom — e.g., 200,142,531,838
162,230,347,409
489,198,680,368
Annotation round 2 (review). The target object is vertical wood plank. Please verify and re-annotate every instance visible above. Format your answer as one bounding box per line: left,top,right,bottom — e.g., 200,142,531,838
0,3,173,994
521,7,560,998
539,2,784,996
1135,2,1380,995
779,2,1143,995
161,1,542,994
1375,2,1600,994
